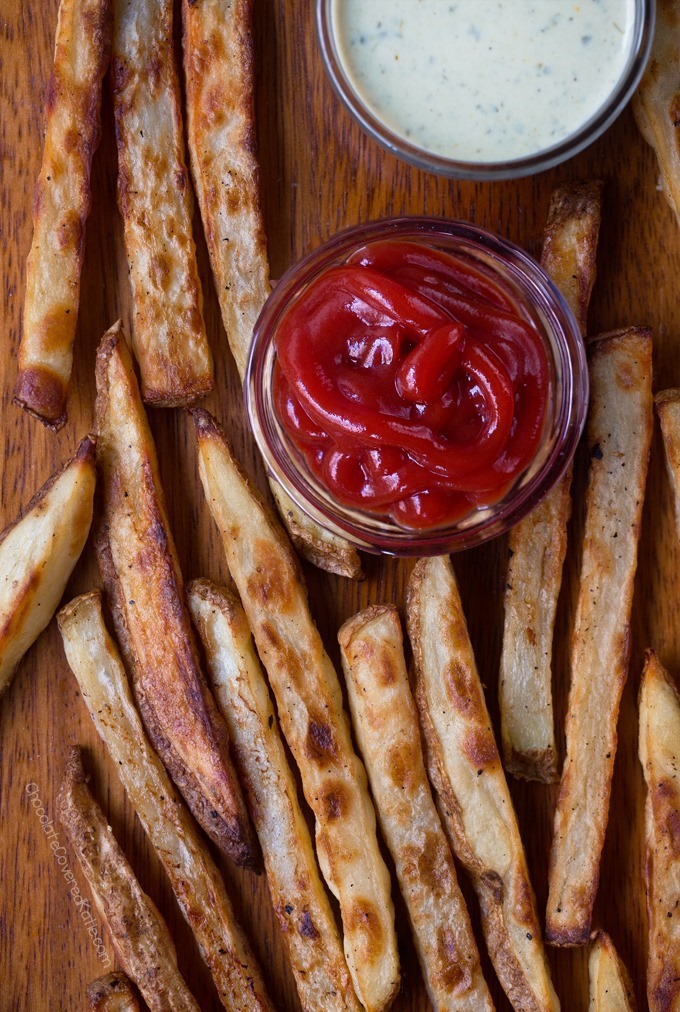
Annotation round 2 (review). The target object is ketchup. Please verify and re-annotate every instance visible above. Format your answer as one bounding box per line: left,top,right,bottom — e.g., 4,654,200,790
273,240,550,529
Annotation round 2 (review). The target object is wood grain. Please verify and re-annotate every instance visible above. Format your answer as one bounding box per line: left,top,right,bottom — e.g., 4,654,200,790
0,1,677,1008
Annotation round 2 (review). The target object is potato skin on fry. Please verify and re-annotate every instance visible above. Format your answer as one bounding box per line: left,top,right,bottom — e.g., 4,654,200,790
639,650,680,1012
188,579,361,1012
339,604,493,1012
181,0,361,579
546,328,653,947
15,0,111,428
87,972,141,1012
0,434,95,698
500,179,602,783
111,0,212,405
192,408,400,1012
94,323,257,869
588,930,636,1011
655,388,680,540
58,748,199,1012
57,591,273,1011
407,555,559,1012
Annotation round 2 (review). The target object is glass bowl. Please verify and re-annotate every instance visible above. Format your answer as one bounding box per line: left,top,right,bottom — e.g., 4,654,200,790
317,0,655,180
245,217,588,556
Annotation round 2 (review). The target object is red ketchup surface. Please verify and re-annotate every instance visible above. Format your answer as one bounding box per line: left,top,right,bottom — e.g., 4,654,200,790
273,240,550,529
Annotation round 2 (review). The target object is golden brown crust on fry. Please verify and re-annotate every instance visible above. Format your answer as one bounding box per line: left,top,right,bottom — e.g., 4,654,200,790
339,604,493,1012
633,1,680,224
15,0,111,426
408,556,558,1012
87,972,141,1012
588,930,637,1011
639,650,680,1012
500,179,602,784
58,749,199,1012
0,435,96,696
188,579,360,1012
655,388,680,541
111,0,212,405
192,408,399,1012
57,591,273,1011
94,324,257,869
546,327,653,946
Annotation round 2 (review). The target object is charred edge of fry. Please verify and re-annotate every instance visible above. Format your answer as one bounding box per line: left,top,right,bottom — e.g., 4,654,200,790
0,433,96,549
654,388,680,409
586,325,653,350
278,494,364,580
13,365,68,429
87,972,141,1012
504,746,559,784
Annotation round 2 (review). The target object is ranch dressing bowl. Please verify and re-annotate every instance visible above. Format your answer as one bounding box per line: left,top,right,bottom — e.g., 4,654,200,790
318,0,655,180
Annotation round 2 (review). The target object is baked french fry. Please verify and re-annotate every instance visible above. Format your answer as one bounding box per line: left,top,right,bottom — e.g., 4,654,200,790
0,434,95,698
407,555,559,1012
188,579,360,1012
58,748,199,1012
111,0,212,405
192,408,399,1012
181,0,360,578
499,179,602,782
15,0,111,427
57,591,273,1011
339,604,493,1012
588,930,636,1011
546,328,653,946
634,0,680,225
655,388,680,539
94,323,256,868
87,973,140,1012
639,650,680,1012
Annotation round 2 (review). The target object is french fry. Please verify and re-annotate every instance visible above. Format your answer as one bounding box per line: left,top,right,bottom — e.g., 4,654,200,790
192,408,400,1012
188,579,361,1012
87,972,140,1012
14,0,111,428
57,591,273,1011
407,555,559,1012
58,748,199,1012
339,604,493,1012
639,650,680,1012
655,388,680,539
633,0,680,226
111,0,212,405
546,327,653,946
0,435,95,698
94,323,256,868
499,179,602,782
588,930,636,1011
181,0,361,579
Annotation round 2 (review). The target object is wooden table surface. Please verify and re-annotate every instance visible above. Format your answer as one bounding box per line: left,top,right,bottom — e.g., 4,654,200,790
1,1,678,1009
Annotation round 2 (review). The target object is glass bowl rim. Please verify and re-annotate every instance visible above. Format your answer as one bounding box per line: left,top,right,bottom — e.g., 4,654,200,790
316,0,656,181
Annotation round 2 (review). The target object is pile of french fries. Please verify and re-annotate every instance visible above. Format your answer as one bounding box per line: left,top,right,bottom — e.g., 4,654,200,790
5,0,680,1008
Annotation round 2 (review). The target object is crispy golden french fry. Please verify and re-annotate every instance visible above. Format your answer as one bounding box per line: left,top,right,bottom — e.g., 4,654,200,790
111,0,212,405
547,328,653,946
57,591,273,1011
15,0,111,428
634,1,680,225
188,579,360,1012
407,555,559,1012
87,973,140,1012
339,604,493,1012
94,323,256,868
588,930,636,1011
499,179,602,783
639,650,680,1012
58,748,199,1012
0,435,95,698
192,408,400,1012
655,388,680,539
181,0,360,579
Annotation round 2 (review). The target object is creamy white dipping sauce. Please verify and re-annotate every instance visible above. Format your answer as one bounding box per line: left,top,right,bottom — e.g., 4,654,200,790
331,0,636,163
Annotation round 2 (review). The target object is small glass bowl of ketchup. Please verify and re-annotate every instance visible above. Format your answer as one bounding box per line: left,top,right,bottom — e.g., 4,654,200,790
245,218,588,556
